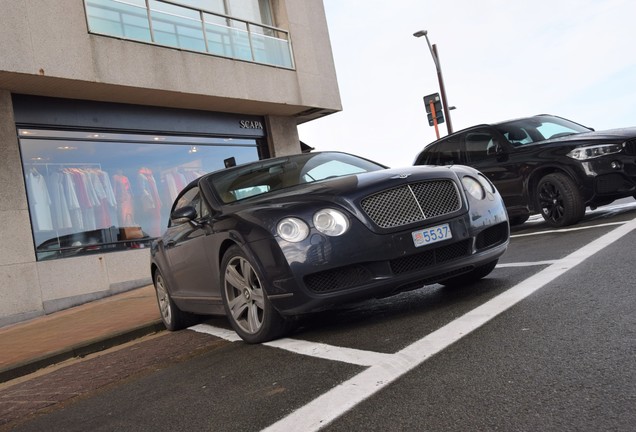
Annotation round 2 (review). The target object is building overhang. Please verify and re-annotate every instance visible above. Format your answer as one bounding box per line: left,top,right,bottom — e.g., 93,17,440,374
0,72,338,124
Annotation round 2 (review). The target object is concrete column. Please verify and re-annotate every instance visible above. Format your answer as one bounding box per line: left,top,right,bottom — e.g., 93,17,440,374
0,91,43,326
265,115,301,157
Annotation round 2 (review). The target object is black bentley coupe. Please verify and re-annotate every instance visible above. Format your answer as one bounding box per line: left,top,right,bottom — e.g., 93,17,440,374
151,151,509,343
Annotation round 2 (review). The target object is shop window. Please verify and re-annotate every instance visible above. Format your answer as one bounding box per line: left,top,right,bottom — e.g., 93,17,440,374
18,129,260,261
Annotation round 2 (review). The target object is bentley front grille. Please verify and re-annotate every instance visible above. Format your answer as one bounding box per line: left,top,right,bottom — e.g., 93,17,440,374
361,180,461,229
390,239,471,275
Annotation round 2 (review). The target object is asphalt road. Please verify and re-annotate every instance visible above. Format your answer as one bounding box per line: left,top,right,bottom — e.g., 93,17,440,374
4,200,636,432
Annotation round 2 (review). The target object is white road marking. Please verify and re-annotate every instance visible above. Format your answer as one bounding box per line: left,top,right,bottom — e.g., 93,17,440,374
264,339,393,366
189,324,393,366
261,216,636,432
496,260,557,268
189,323,243,342
511,221,626,238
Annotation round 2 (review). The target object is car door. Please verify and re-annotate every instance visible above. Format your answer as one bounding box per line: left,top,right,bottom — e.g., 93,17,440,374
163,186,215,298
462,128,526,210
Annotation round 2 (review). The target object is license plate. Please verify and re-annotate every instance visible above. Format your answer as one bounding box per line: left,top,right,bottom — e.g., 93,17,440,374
412,223,452,248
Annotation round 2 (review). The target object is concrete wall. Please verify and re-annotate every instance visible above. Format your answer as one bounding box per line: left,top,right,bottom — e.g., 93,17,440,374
0,0,341,117
0,90,42,325
0,0,341,326
1,91,153,327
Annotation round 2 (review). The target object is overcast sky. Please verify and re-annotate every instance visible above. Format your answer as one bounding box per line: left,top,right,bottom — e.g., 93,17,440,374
297,0,636,168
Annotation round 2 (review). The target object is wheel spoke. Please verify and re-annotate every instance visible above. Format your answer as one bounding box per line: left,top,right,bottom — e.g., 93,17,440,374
240,258,253,284
225,264,248,291
159,296,169,315
155,276,172,323
228,295,249,320
246,301,263,332
539,181,563,222
251,287,265,309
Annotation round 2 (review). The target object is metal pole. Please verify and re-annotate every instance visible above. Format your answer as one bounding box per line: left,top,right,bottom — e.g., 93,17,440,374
432,44,453,134
428,100,440,139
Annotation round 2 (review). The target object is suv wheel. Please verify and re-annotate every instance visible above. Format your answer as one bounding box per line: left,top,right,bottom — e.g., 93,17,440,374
509,214,530,226
535,173,585,227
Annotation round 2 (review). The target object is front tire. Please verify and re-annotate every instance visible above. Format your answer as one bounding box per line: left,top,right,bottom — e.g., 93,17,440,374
221,245,289,343
535,173,585,227
440,260,498,288
154,269,198,331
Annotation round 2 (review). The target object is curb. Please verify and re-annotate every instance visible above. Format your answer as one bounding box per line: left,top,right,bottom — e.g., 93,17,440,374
0,321,165,384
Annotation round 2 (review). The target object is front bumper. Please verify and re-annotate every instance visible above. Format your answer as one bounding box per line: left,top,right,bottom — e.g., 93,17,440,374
253,210,509,315
579,155,636,202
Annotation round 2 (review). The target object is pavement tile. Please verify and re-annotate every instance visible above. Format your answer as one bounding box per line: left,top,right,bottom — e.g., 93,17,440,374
0,285,163,381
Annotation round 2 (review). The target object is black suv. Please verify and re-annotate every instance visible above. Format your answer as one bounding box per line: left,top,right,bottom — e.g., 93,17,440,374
414,114,636,227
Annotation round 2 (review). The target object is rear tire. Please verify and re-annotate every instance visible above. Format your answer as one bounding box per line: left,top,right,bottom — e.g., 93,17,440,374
154,269,198,331
221,245,290,343
534,173,585,227
440,260,498,288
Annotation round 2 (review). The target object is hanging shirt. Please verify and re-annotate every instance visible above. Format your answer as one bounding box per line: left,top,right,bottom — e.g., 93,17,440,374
28,170,53,231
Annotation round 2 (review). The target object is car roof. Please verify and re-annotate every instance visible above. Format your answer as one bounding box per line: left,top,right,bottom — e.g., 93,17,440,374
425,114,558,146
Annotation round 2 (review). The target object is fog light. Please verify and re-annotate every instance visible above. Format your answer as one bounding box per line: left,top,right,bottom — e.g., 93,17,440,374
610,160,622,169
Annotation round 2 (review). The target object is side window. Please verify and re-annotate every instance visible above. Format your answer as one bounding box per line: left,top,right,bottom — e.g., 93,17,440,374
416,143,439,165
436,139,461,165
418,139,461,166
173,185,209,215
465,131,498,163
174,187,200,213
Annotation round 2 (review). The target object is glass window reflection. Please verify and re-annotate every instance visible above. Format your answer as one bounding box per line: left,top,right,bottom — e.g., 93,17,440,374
19,129,260,260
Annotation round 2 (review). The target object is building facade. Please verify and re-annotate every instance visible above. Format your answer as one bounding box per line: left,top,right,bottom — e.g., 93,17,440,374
0,0,341,326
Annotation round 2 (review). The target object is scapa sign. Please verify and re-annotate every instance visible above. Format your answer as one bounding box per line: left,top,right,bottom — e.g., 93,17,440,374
239,120,264,130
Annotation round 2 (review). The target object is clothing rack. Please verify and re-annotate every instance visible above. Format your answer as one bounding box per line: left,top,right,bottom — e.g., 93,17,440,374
26,162,102,168
25,162,103,174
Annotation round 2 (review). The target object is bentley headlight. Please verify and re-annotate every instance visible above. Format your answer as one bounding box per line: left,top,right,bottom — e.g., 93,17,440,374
477,173,496,193
462,176,485,200
567,144,622,160
277,217,309,242
313,209,349,236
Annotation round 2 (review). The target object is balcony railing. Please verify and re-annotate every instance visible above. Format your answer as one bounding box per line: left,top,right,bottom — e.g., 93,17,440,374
84,0,294,69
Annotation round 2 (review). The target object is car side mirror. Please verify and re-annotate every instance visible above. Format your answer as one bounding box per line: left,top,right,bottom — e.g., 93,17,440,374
170,206,197,225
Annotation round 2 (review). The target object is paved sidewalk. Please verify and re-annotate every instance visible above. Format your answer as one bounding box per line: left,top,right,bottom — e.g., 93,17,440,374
0,285,164,383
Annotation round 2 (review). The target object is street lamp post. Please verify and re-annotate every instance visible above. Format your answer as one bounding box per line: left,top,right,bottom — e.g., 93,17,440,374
413,30,453,134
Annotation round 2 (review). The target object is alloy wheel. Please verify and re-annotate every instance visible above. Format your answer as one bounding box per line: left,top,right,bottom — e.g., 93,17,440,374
538,180,565,224
155,273,172,326
224,256,265,335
